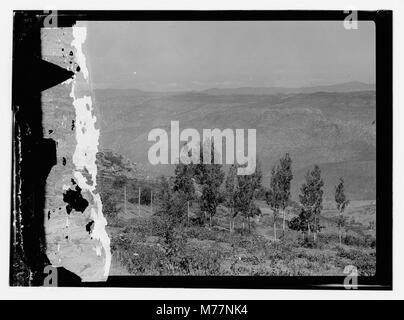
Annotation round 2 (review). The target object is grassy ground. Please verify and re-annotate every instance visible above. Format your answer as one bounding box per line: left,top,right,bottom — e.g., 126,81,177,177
107,199,376,276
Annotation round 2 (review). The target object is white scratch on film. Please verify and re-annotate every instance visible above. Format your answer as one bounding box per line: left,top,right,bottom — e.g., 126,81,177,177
70,26,111,278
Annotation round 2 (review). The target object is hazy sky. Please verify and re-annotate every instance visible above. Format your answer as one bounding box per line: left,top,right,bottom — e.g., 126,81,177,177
85,21,375,91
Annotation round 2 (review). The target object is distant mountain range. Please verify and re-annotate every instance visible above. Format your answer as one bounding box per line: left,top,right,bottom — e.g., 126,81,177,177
99,81,375,96
202,81,375,96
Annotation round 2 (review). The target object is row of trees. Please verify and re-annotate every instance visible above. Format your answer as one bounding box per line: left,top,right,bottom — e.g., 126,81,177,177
156,142,262,231
266,153,350,243
267,155,350,244
156,143,350,244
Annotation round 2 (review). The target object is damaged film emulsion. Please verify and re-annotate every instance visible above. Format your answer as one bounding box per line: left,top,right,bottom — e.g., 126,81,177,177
11,11,392,288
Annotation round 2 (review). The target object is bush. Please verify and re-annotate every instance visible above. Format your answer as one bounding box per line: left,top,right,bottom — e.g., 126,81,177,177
317,232,339,245
298,237,318,248
157,190,188,226
337,247,376,276
170,246,223,275
112,222,223,275
140,186,152,205
288,216,303,231
343,231,376,248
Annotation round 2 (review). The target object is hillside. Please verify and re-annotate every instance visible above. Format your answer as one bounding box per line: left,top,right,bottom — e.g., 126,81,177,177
94,88,376,200
97,149,376,277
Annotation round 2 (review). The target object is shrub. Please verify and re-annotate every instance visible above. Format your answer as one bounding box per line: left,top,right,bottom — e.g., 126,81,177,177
288,216,304,231
112,223,223,275
343,231,376,248
336,247,376,276
172,246,223,275
140,186,152,205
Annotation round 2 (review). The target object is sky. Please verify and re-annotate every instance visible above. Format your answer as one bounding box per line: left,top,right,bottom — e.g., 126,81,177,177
85,21,375,91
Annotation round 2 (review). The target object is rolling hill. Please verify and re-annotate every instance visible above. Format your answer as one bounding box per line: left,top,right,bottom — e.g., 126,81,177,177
93,84,376,201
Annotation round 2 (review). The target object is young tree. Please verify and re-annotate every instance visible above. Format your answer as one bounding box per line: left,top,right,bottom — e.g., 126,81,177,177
298,165,324,241
265,154,293,239
250,159,263,231
156,176,187,226
224,164,237,232
156,176,171,205
276,153,293,231
335,177,350,246
278,153,293,231
253,159,263,193
266,165,282,240
173,163,195,199
193,140,225,227
173,161,196,224
232,160,262,233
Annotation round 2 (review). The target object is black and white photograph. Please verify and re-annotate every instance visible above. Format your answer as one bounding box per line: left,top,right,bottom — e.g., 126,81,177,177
8,8,393,293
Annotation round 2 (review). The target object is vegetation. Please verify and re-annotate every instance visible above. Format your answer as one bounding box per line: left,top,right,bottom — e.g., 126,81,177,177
234,160,263,232
193,142,225,226
265,154,293,240
289,165,324,242
224,164,238,232
99,150,376,277
335,177,350,246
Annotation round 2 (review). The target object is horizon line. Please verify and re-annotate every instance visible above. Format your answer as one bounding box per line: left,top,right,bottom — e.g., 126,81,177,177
93,80,376,93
